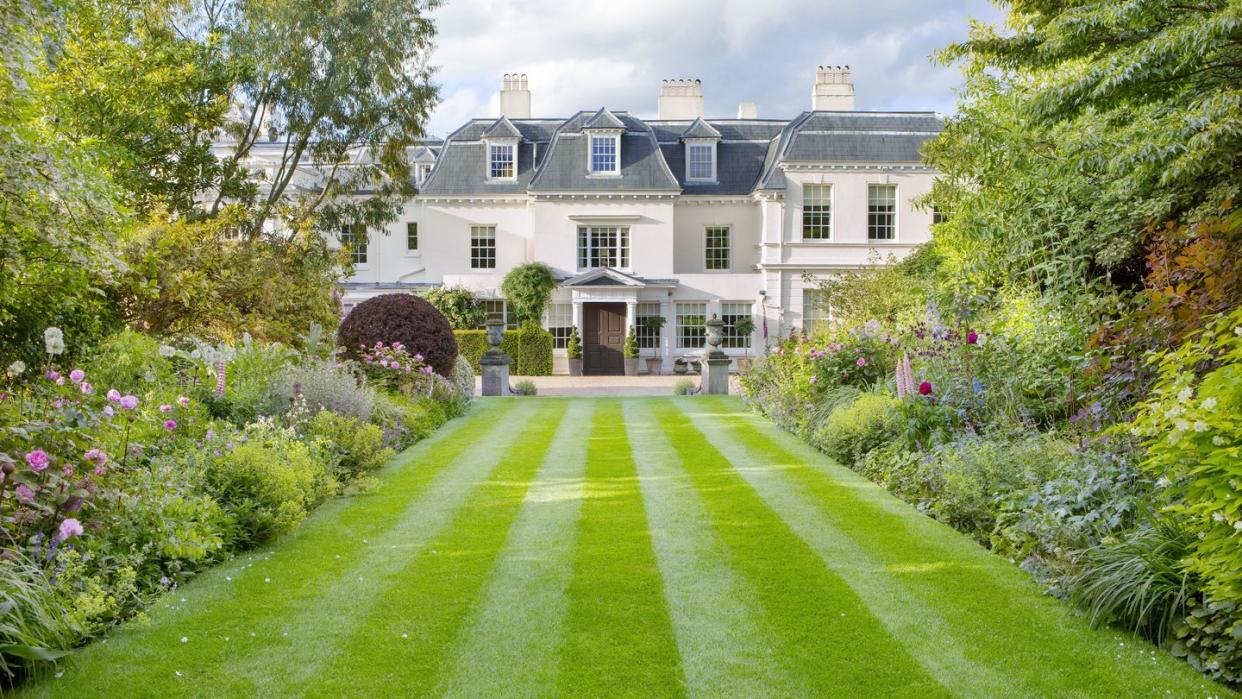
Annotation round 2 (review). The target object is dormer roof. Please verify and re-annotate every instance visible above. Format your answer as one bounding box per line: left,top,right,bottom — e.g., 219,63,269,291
680,117,721,140
481,115,522,139
582,108,626,131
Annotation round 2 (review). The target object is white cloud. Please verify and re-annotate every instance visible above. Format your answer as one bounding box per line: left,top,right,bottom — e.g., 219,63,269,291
423,0,1003,136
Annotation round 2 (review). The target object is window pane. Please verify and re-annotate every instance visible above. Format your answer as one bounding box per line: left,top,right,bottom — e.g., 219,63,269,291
406,222,418,251
590,136,616,172
636,301,661,349
489,144,514,179
704,226,730,270
577,225,630,269
676,303,706,349
471,225,496,269
867,184,896,240
687,144,713,180
803,289,828,333
341,224,368,264
545,302,573,349
720,302,752,349
802,184,832,239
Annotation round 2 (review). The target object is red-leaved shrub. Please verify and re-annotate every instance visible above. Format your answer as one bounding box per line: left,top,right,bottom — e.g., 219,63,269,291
337,294,458,376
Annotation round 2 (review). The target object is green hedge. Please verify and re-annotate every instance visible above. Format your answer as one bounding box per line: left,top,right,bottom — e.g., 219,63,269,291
454,326,553,376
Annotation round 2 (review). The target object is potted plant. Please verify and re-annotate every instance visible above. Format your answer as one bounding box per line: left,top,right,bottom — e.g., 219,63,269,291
566,326,583,376
622,327,640,376
639,315,666,374
673,357,688,375
733,317,756,372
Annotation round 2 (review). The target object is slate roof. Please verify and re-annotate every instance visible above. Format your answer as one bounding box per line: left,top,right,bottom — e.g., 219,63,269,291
419,110,941,197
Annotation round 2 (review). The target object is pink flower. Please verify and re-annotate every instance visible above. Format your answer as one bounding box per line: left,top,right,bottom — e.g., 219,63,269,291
856,357,867,367
80,382,94,395
63,465,74,477
966,331,978,345
809,375,818,384
215,359,227,398
58,518,83,540
379,359,389,368
106,388,121,402
84,449,107,466
102,405,114,418
413,353,424,362
420,366,434,375
94,466,107,477
55,376,65,385
177,396,190,406
69,369,85,384
164,419,177,431
159,404,172,413
46,369,60,382
918,381,933,396
119,395,138,410
15,484,35,502
391,362,401,371
26,449,49,472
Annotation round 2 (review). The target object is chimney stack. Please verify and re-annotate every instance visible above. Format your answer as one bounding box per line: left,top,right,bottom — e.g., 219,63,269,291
812,65,854,111
737,101,758,119
658,79,704,120
500,73,531,119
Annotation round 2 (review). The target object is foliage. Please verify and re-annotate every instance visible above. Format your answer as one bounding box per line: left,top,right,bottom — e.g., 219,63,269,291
263,359,378,424
812,393,900,466
112,212,343,345
303,410,393,482
356,341,434,394
512,380,538,396
337,293,458,377
0,551,82,685
199,422,330,546
567,326,582,360
499,264,557,326
673,379,697,395
733,317,756,355
453,329,554,377
1128,306,1242,605
623,328,639,359
809,248,939,328
423,286,485,330
451,356,475,399
1171,598,1242,685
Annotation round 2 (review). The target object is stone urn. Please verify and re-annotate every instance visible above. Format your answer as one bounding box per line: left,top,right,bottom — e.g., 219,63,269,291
480,315,511,396
644,356,663,375
700,314,731,395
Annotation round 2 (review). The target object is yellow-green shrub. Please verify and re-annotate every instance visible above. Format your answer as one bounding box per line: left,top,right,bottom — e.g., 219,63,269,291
813,393,900,465
305,410,394,481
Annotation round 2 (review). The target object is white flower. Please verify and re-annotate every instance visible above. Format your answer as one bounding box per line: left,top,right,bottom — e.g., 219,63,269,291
1173,419,1190,432
1235,326,1242,336
1168,431,1182,445
1212,513,1226,523
1201,397,1218,411
180,636,188,644
1193,421,1209,433
1165,406,1185,419
1177,386,1194,403
43,327,65,355
1156,477,1171,488
6,360,25,378
1213,435,1228,446
1235,521,1242,531
158,344,176,358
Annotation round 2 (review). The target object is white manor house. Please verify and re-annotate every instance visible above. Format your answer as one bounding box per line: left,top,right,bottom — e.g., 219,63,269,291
338,67,942,375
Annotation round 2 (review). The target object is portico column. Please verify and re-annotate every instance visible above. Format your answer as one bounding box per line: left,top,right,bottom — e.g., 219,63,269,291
625,300,637,334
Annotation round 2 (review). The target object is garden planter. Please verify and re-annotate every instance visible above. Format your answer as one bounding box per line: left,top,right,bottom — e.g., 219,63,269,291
735,357,753,372
673,360,688,375
568,357,583,376
644,356,663,375
624,357,640,376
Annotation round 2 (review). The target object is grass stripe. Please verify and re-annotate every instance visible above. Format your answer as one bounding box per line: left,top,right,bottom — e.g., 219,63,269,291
648,399,947,696
33,399,519,698
302,399,570,695
691,396,1221,696
439,399,595,697
556,400,685,697
623,400,807,696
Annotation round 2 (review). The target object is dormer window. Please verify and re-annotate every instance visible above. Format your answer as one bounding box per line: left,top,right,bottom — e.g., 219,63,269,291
686,142,715,181
488,142,515,179
589,134,619,174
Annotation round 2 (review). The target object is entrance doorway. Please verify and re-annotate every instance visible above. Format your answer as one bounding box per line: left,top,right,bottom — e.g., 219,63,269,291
583,302,626,375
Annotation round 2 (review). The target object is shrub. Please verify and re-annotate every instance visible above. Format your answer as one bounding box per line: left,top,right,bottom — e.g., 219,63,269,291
304,410,393,482
1170,598,1242,685
199,423,330,545
567,326,582,359
177,336,296,425
451,355,475,398
0,552,83,685
263,359,378,423
376,393,451,448
337,293,457,377
623,328,639,359
423,285,484,330
512,379,537,396
500,263,556,326
673,379,697,395
453,327,553,376
812,393,900,465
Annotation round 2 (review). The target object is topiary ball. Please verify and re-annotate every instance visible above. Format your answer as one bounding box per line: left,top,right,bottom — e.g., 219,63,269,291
337,293,459,377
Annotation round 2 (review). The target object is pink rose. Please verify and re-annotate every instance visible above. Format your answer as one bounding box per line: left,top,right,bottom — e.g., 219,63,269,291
69,369,85,383
856,357,867,367
106,388,121,402
84,449,108,466
25,449,49,472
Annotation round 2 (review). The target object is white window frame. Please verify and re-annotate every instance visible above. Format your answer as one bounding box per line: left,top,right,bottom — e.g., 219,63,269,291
587,132,621,175
867,183,898,241
704,225,730,271
416,163,433,185
675,302,707,349
635,301,662,350
405,221,419,256
802,289,828,333
685,140,717,182
720,302,753,349
544,303,573,349
576,225,630,271
340,224,368,267
486,140,517,181
470,225,497,269
801,183,833,241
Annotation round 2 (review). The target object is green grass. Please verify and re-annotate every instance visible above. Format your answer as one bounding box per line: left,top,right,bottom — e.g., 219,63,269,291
23,397,1232,697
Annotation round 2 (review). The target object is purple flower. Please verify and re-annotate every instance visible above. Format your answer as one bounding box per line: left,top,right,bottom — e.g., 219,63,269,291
119,395,138,410
414,353,424,362
420,366,434,375
809,375,818,384
69,369,85,384
215,359,227,398
63,465,73,477
80,382,94,395
58,518,83,540
918,381,933,396
26,449,49,472
206,429,215,440
94,466,107,477
177,396,190,406
15,484,35,502
102,405,114,418
106,388,121,402
856,357,867,367
46,369,60,382
966,331,978,345
159,403,173,413
391,362,401,371
163,419,177,431
379,359,389,368
84,449,108,466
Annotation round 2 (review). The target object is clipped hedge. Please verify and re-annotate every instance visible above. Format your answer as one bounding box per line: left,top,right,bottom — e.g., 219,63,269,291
454,326,553,376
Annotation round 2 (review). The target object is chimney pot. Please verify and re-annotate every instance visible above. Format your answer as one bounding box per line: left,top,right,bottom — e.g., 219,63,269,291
658,78,704,118
500,72,531,118
812,64,854,110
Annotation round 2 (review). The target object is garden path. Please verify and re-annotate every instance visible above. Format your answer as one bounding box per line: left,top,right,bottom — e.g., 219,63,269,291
25,397,1227,697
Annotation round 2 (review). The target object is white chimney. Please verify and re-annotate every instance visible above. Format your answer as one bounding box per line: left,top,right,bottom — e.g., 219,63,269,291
812,65,854,111
737,101,758,119
658,79,704,120
500,73,531,119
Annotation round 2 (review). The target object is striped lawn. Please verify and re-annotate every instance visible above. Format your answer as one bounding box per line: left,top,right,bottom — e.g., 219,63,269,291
25,397,1231,698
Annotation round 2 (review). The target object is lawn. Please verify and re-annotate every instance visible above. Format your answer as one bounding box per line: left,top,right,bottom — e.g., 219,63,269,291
24,397,1229,697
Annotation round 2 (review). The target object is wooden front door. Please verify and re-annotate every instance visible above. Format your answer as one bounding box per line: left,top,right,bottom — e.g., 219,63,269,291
583,303,626,375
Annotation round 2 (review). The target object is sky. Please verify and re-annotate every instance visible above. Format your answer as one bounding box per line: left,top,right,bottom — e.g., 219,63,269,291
423,0,1005,137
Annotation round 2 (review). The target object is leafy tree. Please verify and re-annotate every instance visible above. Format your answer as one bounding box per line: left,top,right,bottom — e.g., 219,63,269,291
500,263,557,327
424,286,485,329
